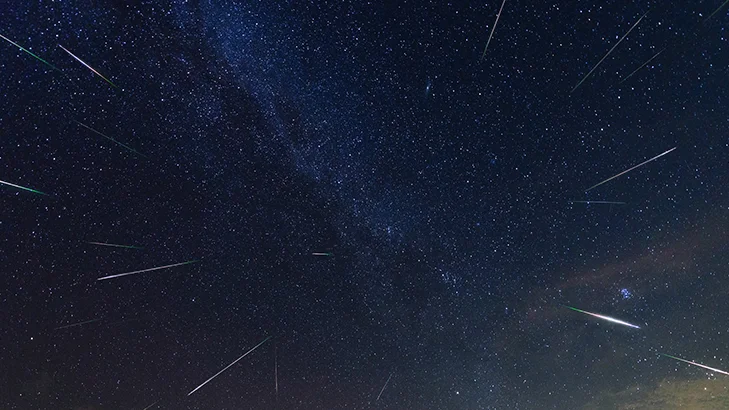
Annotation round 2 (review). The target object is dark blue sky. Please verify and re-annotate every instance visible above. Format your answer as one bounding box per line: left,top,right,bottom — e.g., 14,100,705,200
2,1,729,409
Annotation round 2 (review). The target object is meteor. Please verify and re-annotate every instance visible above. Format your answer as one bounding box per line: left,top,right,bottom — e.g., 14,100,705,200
58,44,118,88
586,146,676,192
142,400,160,410
620,48,664,84
661,353,729,376
479,0,507,62
705,0,729,23
97,260,198,281
0,178,47,195
274,346,279,398
86,241,143,249
564,305,641,329
74,120,146,157
188,336,272,396
571,11,648,94
376,372,393,402
312,252,333,256
0,33,59,71
54,318,101,330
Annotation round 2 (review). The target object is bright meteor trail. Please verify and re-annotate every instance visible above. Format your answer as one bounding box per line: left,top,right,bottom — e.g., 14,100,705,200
86,241,143,249
564,306,641,329
661,354,729,376
376,372,394,402
0,178,47,195
58,44,118,88
0,33,59,71
188,336,272,396
571,11,647,94
74,120,146,157
312,252,333,256
479,0,507,62
97,260,198,281
586,146,676,192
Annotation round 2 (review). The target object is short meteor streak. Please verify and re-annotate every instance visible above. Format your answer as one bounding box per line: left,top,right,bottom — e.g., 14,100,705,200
376,372,394,402
54,318,101,330
142,400,160,410
620,48,664,84
188,336,272,396
58,44,118,88
564,306,641,329
480,0,507,62
0,33,60,71
571,11,648,94
661,353,729,376
97,260,198,281
74,120,146,157
586,146,676,192
569,200,626,205
87,241,143,249
0,178,47,195
312,252,333,256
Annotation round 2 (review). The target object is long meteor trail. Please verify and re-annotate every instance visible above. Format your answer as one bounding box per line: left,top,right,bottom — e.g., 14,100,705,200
479,0,507,62
586,146,676,192
620,48,664,84
54,318,101,330
312,252,333,256
564,306,641,329
376,372,394,402
97,260,198,281
188,336,272,396
0,178,47,195
571,11,648,94
87,241,143,249
0,33,60,71
661,353,729,376
58,44,117,88
74,120,146,157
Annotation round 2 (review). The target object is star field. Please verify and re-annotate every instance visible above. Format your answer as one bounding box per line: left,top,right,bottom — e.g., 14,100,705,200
2,1,729,409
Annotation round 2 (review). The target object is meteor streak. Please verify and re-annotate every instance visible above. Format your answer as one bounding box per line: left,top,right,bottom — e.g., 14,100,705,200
188,336,272,396
54,318,101,330
0,178,47,195
480,0,507,62
97,260,198,281
620,48,664,84
571,11,648,94
274,346,278,398
58,44,118,88
661,353,729,376
569,200,626,205
376,372,393,402
142,400,160,410
87,241,143,249
704,0,729,23
0,33,59,71
74,120,146,157
586,146,676,192
564,305,641,329
312,252,333,256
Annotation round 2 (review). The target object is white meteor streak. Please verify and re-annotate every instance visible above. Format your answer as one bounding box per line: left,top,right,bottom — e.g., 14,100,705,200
564,306,641,329
188,336,272,396
571,11,648,94
376,372,394,402
662,354,729,376
97,260,198,281
58,44,117,87
480,0,507,62
586,146,676,192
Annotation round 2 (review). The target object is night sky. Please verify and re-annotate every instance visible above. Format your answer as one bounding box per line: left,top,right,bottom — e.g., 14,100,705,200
2,1,729,409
